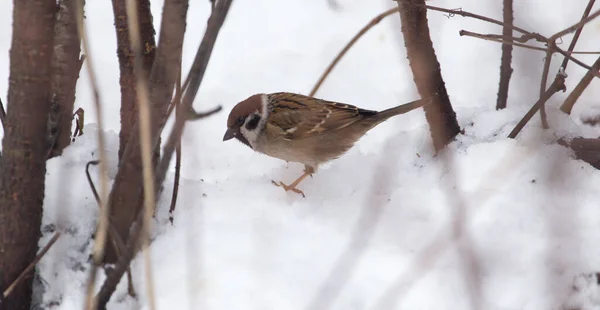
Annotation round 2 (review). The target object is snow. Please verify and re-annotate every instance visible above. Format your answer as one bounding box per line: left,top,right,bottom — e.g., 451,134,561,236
2,0,600,309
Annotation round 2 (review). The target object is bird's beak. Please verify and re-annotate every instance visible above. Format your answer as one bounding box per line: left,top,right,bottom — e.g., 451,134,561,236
223,128,236,141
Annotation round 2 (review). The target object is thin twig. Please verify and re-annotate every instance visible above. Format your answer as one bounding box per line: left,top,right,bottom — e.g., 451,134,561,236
164,73,192,123
184,106,222,120
421,1,600,46
169,142,182,224
459,30,547,51
169,69,184,224
558,0,597,114
3,232,61,299
457,31,600,55
411,2,531,34
496,0,513,110
309,7,399,97
124,0,157,309
413,1,600,74
541,4,598,128
549,8,600,41
459,30,600,75
74,0,111,308
560,0,596,70
554,50,598,72
508,71,567,138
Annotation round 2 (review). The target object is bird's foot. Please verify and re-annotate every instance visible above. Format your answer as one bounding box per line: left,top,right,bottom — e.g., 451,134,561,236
271,180,306,198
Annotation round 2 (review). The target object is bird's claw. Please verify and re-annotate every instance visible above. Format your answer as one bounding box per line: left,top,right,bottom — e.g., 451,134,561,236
271,180,306,198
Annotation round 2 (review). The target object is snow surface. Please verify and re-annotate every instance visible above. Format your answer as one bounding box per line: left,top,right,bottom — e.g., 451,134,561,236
2,0,600,309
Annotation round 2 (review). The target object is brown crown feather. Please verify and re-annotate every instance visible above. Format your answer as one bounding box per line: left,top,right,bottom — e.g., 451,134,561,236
227,94,263,128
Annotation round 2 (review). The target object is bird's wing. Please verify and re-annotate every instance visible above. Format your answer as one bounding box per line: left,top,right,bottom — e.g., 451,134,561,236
266,92,377,140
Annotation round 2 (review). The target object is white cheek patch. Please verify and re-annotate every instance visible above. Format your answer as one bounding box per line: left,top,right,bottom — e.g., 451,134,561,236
240,112,261,147
240,94,270,149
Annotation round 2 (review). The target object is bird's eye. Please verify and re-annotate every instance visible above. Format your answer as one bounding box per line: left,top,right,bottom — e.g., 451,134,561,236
236,117,244,125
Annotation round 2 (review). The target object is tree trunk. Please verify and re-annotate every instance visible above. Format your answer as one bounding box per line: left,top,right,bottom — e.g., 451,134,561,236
105,0,156,262
496,0,513,110
396,0,460,151
105,0,187,263
113,0,156,162
47,0,83,158
0,0,56,309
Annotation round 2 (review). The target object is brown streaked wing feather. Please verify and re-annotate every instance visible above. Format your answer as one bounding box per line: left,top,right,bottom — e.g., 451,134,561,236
266,92,377,140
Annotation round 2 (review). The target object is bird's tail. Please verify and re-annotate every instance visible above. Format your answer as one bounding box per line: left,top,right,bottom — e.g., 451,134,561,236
376,96,433,120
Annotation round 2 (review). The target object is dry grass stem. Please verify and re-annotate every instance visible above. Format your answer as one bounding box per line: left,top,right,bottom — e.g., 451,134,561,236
74,0,111,308
124,0,158,308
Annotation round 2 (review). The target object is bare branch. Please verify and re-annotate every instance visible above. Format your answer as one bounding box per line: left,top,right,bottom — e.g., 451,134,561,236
416,2,600,74
549,7,600,41
412,2,531,34
558,0,597,114
559,0,596,70
169,70,184,224
185,105,222,120
459,30,600,75
169,141,182,224
540,3,598,128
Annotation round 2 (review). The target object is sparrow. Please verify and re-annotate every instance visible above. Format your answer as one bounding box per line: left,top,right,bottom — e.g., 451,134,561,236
223,92,430,197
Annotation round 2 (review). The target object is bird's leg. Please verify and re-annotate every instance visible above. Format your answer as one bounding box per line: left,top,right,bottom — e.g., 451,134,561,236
271,166,314,197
